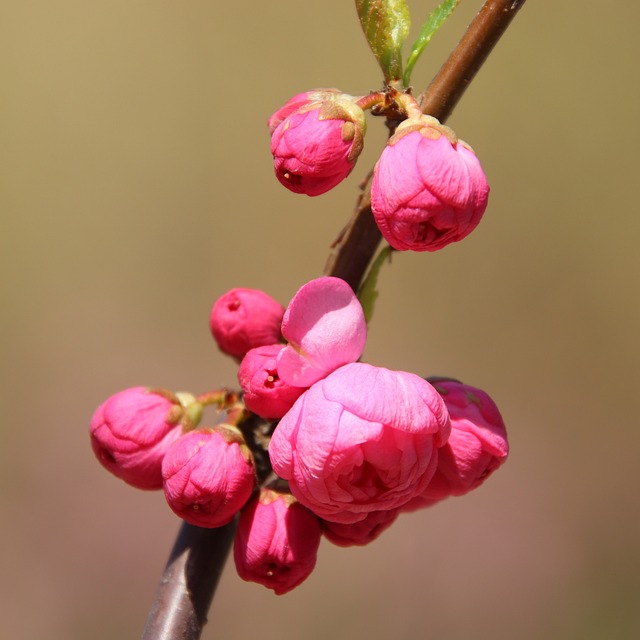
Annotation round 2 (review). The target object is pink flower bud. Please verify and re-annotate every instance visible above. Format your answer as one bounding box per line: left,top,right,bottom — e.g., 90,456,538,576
270,95,366,196
371,116,489,252
269,362,450,524
267,88,345,133
162,427,255,528
209,288,285,360
277,276,367,388
238,344,306,419
90,386,184,490
234,488,321,595
403,379,509,510
321,508,399,547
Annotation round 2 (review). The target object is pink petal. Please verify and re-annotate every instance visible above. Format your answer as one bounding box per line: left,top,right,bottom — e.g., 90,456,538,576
372,133,424,212
278,277,366,387
322,363,449,439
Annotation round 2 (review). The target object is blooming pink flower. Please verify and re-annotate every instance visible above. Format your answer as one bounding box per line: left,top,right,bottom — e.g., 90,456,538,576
209,288,284,360
277,276,367,388
238,344,306,419
270,96,366,196
403,379,509,511
321,508,399,547
90,386,184,490
234,488,321,595
371,115,489,252
269,362,450,524
162,427,255,528
267,88,345,134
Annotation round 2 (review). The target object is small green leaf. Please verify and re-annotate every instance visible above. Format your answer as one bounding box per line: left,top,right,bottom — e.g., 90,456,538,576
358,246,393,325
356,0,411,83
403,0,461,88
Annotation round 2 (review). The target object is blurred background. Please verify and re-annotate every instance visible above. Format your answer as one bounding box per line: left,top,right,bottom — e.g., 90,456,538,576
2,1,639,638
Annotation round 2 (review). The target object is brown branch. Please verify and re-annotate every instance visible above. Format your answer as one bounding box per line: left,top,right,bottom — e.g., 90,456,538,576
141,1,527,637
419,0,528,121
325,0,527,291
141,521,237,640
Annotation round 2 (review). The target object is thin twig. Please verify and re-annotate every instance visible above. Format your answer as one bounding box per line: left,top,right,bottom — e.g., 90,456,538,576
325,0,527,291
141,1,527,637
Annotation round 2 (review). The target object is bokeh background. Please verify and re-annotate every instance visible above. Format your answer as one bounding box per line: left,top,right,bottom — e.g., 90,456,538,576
2,1,639,638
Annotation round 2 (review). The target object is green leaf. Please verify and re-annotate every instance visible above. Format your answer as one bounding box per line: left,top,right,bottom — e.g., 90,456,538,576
403,0,461,88
358,246,393,325
355,0,411,83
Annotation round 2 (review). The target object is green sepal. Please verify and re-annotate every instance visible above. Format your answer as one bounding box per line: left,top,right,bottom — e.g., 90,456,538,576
358,245,393,325
403,0,461,88
355,0,411,84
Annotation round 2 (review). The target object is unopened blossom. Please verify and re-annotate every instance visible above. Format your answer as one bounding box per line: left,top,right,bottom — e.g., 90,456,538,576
403,379,509,511
90,386,187,490
267,88,345,133
371,115,489,252
271,95,366,196
277,276,367,388
238,344,305,419
321,508,399,547
162,427,255,528
209,288,284,360
234,488,321,595
269,362,450,524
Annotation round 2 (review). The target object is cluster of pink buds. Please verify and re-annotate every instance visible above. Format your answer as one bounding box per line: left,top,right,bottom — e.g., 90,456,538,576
90,275,508,595
226,277,506,582
269,89,489,252
90,387,257,528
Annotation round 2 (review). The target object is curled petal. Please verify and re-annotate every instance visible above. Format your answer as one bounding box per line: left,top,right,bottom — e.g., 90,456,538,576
278,277,366,387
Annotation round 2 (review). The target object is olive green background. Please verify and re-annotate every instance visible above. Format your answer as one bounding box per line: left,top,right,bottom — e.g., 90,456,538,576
2,1,639,638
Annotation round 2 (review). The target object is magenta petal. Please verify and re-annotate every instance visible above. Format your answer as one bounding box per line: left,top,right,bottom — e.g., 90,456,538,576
278,277,366,387
322,364,449,439
372,133,424,210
